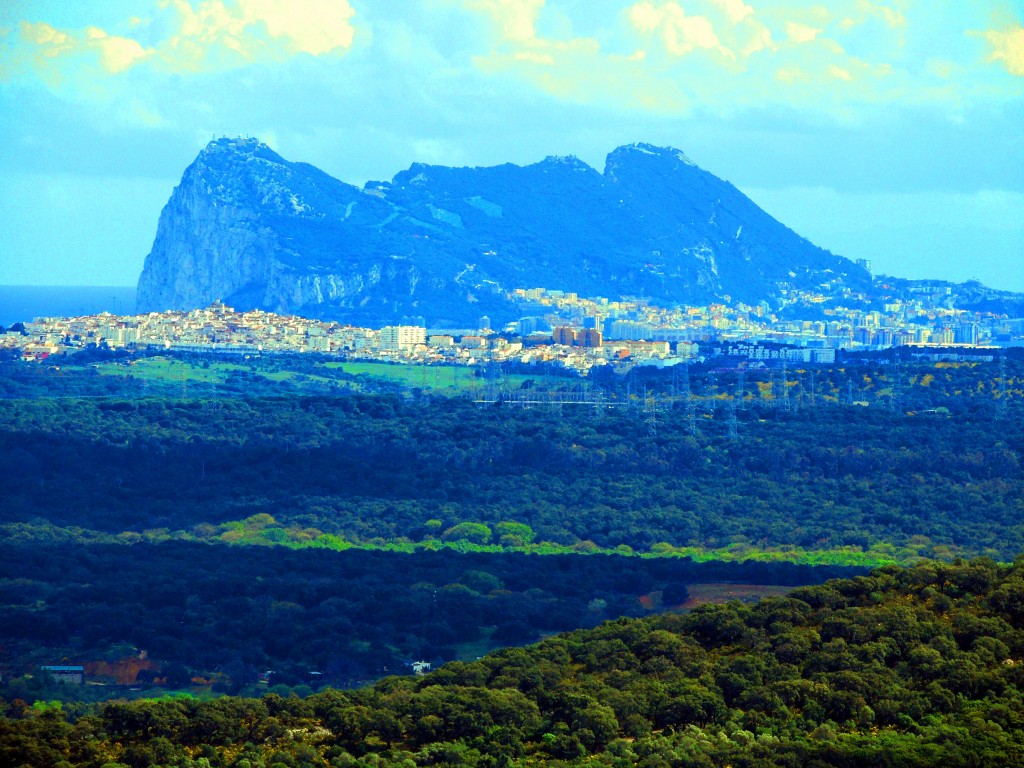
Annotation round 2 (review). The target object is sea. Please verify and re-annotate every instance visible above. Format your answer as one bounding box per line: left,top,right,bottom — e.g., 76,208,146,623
0,286,137,328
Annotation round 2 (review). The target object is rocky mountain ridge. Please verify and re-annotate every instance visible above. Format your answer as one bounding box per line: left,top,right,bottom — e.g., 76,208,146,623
137,137,871,326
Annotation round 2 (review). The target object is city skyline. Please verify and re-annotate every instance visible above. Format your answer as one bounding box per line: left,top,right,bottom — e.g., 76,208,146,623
1,0,1022,291
9,283,1020,370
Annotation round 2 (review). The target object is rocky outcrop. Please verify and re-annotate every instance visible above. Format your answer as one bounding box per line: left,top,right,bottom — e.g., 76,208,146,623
138,139,364,315
137,138,870,325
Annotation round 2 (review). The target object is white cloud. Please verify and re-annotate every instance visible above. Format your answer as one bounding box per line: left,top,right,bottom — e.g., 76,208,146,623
775,65,807,83
828,64,852,81
838,0,905,32
156,0,358,69
974,23,1024,77
709,0,753,25
239,0,355,55
514,50,555,64
5,0,1018,134
458,0,922,116
629,2,733,59
86,26,152,73
740,20,774,56
0,0,357,88
455,1,1024,120
0,21,154,88
463,0,544,45
785,21,820,44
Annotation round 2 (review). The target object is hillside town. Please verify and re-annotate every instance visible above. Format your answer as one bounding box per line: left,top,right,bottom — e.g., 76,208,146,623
3,285,1021,375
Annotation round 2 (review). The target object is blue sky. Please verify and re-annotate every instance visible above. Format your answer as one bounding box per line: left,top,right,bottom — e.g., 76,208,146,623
1,0,1022,291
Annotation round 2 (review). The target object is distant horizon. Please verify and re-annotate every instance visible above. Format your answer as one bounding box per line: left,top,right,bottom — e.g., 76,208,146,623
0,285,137,328
1,284,137,289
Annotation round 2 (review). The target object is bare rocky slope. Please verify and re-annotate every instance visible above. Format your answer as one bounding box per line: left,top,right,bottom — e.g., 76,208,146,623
137,137,870,326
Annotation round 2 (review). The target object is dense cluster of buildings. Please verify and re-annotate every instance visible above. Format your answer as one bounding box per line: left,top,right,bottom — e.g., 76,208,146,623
509,287,1023,351
3,284,1020,374
1,302,682,374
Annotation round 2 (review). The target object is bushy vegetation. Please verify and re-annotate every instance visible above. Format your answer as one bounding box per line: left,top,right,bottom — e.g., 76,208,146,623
1,352,1021,765
0,542,857,697
2,367,1021,561
3,558,1024,767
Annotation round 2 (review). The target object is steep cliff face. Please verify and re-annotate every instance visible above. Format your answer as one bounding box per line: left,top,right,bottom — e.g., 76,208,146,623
135,146,275,313
137,138,477,325
137,138,379,316
137,138,870,325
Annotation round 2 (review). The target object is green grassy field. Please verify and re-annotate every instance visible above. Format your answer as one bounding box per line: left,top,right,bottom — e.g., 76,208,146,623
325,360,470,393
323,360,551,394
85,355,569,397
92,357,249,383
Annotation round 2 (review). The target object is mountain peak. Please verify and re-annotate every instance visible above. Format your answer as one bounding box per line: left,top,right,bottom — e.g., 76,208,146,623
139,140,869,324
538,154,596,172
604,143,696,177
199,136,287,167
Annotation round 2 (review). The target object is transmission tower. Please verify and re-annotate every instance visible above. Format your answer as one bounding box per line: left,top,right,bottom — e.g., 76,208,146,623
890,348,903,413
549,388,563,416
727,384,740,439
680,364,698,436
703,373,718,423
644,389,662,437
678,363,691,402
484,359,500,403
997,351,1009,421
627,371,642,416
780,361,791,412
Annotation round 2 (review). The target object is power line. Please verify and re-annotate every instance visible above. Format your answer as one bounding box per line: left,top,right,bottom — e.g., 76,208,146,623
997,351,1009,421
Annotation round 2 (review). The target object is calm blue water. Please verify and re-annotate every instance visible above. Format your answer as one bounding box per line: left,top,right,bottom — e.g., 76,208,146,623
0,286,137,327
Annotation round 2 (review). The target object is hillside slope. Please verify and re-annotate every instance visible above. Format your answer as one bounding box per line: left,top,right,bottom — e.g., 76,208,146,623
3,558,1023,766
137,138,869,325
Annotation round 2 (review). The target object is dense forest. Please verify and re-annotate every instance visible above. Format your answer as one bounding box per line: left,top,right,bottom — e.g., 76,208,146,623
0,542,858,697
3,558,1024,767
1,351,1021,764
2,360,1021,562
2,345,1023,406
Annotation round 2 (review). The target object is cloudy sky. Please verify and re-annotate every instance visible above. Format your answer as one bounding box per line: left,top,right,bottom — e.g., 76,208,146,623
1,0,1022,291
